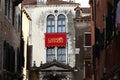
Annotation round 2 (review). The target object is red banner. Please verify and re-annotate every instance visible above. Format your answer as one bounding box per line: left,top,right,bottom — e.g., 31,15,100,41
45,33,66,47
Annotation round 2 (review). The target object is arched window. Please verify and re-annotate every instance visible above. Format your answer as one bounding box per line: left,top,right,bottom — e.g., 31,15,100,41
76,10,80,18
46,15,55,33
57,14,66,32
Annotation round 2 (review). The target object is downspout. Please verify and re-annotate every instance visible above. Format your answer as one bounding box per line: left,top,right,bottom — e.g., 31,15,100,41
103,13,107,79
93,0,97,80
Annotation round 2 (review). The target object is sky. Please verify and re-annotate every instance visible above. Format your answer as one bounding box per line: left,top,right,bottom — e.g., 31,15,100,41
76,0,90,7
64,0,90,7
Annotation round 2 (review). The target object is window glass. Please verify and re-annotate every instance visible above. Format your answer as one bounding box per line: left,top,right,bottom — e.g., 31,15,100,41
58,21,61,25
57,56,61,61
52,21,55,25
62,56,66,61
46,47,55,62
57,27,61,32
47,21,51,25
84,33,91,46
62,48,65,54
47,27,50,33
62,21,65,25
51,27,55,32
62,26,66,32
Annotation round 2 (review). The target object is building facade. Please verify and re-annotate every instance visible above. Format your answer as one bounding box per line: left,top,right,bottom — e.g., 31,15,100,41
23,0,79,67
0,0,23,80
89,0,120,80
23,0,92,80
22,0,80,79
74,6,92,80
21,5,32,80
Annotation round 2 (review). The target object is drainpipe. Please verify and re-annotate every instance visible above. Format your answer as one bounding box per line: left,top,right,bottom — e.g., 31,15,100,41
0,23,3,80
103,13,107,79
93,0,97,80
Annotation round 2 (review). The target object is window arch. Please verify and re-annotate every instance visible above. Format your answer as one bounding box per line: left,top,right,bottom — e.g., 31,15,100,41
57,14,66,32
46,15,55,33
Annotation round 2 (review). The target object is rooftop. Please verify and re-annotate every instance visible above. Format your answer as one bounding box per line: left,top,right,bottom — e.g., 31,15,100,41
81,8,90,13
22,0,79,5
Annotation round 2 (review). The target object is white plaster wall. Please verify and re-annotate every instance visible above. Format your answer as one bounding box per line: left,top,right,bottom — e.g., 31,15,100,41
25,4,79,67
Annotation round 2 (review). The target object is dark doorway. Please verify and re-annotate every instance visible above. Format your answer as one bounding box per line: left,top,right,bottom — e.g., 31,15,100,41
44,74,60,80
48,75,59,80
43,74,66,80
43,73,67,80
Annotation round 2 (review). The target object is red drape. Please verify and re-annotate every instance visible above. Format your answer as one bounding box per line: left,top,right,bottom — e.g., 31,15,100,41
45,33,66,47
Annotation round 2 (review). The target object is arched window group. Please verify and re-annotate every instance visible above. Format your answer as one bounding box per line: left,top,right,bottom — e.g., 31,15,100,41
46,14,66,33
46,14,66,63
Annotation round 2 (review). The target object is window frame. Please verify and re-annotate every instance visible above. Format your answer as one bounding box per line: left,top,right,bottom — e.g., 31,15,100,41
46,15,55,33
57,47,66,63
84,60,91,79
46,47,55,62
18,14,21,32
57,14,66,33
0,0,1,9
84,32,91,47
5,0,13,20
